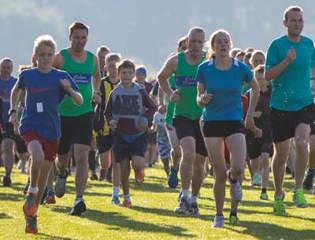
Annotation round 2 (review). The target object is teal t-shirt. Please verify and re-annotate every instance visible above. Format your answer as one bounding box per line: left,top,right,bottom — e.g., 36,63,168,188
265,35,315,111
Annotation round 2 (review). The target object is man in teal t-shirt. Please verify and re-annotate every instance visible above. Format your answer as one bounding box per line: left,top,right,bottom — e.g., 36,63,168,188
265,6,315,216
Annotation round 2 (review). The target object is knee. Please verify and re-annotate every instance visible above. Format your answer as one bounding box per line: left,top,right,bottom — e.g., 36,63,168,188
215,170,227,182
295,136,309,150
31,150,45,164
230,166,244,177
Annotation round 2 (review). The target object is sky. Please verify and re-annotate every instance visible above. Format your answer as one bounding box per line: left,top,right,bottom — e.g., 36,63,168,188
0,0,314,76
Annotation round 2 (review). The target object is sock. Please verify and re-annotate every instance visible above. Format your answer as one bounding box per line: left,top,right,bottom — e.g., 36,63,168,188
28,186,39,194
123,194,130,201
76,195,83,201
190,195,197,204
261,188,267,193
230,210,237,216
181,189,190,199
113,186,119,197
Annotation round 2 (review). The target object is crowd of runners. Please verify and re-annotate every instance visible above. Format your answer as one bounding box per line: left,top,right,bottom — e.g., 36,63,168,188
0,5,315,234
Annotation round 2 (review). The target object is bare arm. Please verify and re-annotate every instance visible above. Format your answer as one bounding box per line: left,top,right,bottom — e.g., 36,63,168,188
265,47,295,81
9,83,24,125
245,79,260,130
53,53,64,69
93,55,101,92
158,87,166,106
196,82,212,107
157,55,177,98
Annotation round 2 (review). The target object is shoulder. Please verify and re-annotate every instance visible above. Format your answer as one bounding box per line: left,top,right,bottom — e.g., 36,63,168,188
52,68,69,77
199,59,214,69
301,35,314,45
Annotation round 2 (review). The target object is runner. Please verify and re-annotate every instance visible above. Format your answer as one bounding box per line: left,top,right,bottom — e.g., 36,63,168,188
54,22,101,215
9,34,82,233
265,5,315,215
196,29,260,227
0,58,28,186
158,27,207,217
105,59,156,208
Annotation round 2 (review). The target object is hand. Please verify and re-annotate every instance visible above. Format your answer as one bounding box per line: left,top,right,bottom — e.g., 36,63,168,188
253,111,262,118
92,92,102,104
199,93,213,105
170,90,180,103
253,126,263,138
60,79,72,92
286,47,296,63
8,113,18,132
109,119,118,130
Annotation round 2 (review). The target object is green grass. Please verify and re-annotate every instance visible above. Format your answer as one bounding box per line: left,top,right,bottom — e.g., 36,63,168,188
1,165,315,240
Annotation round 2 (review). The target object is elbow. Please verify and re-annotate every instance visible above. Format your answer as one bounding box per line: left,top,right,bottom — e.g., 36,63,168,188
264,71,272,81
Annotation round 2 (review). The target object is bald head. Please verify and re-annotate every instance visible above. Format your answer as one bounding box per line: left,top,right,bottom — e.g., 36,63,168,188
187,27,205,56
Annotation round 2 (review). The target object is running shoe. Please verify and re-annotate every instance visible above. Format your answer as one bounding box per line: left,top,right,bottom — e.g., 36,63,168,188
212,214,224,228
135,169,145,184
90,173,98,181
273,198,286,216
55,170,68,198
230,179,243,202
174,197,190,214
2,175,11,187
25,215,38,234
303,168,314,191
251,173,262,187
45,191,56,204
260,192,269,201
189,202,200,218
111,195,120,205
229,213,239,225
122,199,132,208
168,167,178,189
69,198,86,216
293,188,308,208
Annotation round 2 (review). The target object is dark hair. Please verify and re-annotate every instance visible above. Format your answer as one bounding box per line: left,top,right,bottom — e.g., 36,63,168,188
69,22,89,37
117,59,135,73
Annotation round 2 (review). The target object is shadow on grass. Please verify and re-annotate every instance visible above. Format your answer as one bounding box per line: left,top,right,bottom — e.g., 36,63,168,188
36,232,75,240
0,212,13,219
226,220,315,240
0,192,23,201
50,206,195,238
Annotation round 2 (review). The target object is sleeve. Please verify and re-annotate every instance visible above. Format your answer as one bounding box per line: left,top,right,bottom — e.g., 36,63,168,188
265,40,279,71
140,89,157,125
17,71,26,89
311,41,315,68
152,112,158,126
195,64,205,84
104,92,113,123
243,65,254,83
60,72,79,98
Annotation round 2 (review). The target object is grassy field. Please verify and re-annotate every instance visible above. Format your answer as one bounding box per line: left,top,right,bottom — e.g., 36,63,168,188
0,165,315,240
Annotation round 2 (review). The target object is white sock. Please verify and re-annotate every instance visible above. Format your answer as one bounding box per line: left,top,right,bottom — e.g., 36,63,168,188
181,189,190,199
28,186,39,194
123,194,130,201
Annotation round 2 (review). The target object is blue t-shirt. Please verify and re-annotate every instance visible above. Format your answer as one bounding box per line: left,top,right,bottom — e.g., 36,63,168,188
196,58,253,121
17,68,78,140
266,35,315,111
0,76,17,123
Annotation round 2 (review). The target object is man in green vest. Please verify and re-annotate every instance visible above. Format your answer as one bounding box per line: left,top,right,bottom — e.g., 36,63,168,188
158,27,207,217
54,22,101,216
